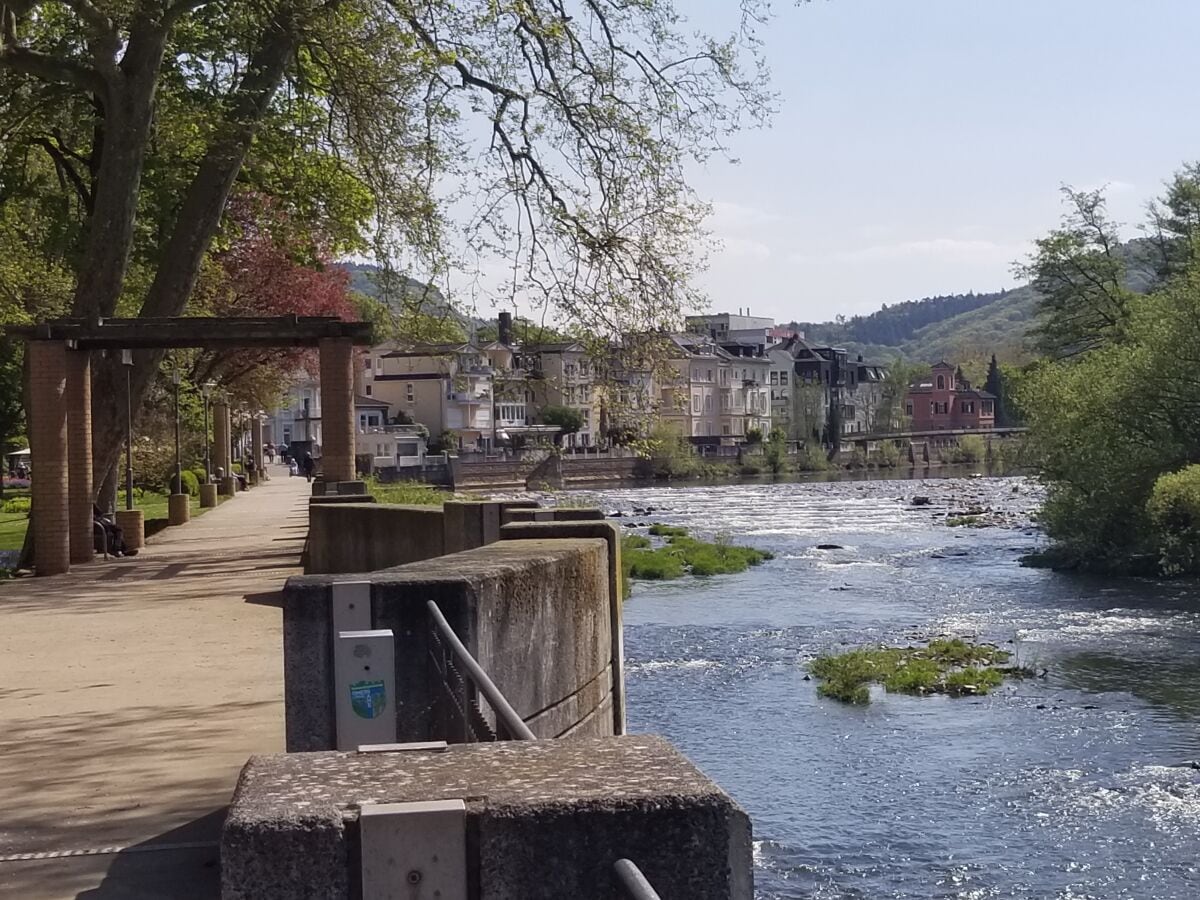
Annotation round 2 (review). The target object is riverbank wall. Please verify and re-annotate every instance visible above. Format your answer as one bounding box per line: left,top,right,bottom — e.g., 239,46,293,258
232,494,750,897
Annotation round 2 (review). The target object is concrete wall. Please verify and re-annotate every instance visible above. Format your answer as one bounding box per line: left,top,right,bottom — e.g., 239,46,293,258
222,735,753,900
306,503,445,574
307,500,526,575
283,538,614,750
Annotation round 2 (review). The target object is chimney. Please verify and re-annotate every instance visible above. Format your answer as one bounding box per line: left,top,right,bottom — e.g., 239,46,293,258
498,311,513,346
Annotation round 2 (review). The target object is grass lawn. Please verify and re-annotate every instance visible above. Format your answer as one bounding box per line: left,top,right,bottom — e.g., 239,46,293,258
0,489,218,552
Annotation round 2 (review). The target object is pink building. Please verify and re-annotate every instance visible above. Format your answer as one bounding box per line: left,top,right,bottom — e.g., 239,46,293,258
904,362,995,431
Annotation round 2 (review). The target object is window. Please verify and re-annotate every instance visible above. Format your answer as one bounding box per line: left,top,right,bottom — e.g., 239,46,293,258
365,385,372,396
363,358,372,371
962,401,975,414
375,358,383,375
722,424,731,435
707,369,713,382
692,394,701,414
983,401,994,415
770,372,778,385
579,361,590,376
905,401,914,416
704,394,713,412
936,375,945,390
406,383,414,403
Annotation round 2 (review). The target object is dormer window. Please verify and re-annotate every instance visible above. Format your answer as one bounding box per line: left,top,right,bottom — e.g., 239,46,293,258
936,375,945,390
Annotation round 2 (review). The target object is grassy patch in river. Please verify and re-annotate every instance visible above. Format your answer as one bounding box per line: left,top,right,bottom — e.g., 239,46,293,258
621,525,773,589
809,638,1028,704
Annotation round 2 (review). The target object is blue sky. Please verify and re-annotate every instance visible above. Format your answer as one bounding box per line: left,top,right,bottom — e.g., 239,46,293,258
688,0,1200,322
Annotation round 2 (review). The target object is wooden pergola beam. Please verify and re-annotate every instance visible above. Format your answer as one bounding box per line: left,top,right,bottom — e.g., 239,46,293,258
8,316,374,349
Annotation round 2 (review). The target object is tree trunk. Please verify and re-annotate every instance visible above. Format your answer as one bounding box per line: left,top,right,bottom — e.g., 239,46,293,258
70,27,168,319
87,13,303,489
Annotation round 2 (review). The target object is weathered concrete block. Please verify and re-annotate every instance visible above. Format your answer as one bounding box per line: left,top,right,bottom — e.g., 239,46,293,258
282,539,613,750
306,503,441,575
504,507,605,524
312,479,368,497
442,501,502,554
500,520,625,735
221,735,753,900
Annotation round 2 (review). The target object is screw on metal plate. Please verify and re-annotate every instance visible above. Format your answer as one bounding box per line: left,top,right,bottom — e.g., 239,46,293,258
407,869,422,884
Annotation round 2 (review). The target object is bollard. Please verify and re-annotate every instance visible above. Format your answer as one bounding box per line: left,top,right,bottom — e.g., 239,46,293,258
167,493,190,526
199,483,218,508
115,509,144,551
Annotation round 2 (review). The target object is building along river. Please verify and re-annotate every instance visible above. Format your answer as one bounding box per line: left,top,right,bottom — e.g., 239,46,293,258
575,475,1200,900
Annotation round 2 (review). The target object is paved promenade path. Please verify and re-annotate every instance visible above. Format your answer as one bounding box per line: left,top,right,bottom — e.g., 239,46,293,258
0,469,310,899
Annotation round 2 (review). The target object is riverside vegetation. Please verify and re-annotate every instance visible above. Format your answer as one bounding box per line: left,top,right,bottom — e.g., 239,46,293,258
809,639,1030,705
1015,163,1200,576
620,525,773,590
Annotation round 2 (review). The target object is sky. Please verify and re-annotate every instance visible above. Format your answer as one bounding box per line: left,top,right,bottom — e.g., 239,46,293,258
686,0,1200,323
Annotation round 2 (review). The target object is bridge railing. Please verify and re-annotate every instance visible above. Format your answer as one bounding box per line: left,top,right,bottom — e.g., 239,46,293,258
425,599,536,742
426,601,663,898
614,858,663,900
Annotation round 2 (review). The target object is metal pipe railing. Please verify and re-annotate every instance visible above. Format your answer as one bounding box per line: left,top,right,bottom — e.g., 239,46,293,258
425,600,537,741
613,859,662,900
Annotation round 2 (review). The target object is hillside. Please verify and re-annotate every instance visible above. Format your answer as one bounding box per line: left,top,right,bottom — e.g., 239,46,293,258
792,238,1162,364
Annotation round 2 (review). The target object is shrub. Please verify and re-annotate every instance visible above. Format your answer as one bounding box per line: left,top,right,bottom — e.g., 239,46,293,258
953,434,986,463
625,547,686,580
366,477,447,506
190,466,209,487
1147,464,1200,574
1,496,31,514
168,469,200,496
648,523,688,537
796,443,829,471
876,441,901,468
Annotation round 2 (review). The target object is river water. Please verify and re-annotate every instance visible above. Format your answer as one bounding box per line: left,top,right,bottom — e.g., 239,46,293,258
574,475,1200,900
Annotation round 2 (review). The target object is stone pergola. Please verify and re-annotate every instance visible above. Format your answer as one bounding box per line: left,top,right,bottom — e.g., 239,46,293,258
12,316,373,576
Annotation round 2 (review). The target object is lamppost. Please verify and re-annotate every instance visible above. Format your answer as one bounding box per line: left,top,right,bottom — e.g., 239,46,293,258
121,349,134,510
172,362,183,493
201,381,215,484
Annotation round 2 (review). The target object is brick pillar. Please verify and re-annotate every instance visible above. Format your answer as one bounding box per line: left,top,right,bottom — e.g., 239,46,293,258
29,340,70,576
213,402,230,477
66,350,93,564
319,338,356,482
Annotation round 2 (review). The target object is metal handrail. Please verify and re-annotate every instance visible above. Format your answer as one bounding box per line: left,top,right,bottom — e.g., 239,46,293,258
425,600,536,741
613,859,662,900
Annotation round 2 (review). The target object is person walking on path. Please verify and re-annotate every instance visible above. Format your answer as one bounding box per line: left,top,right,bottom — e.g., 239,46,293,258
301,453,315,483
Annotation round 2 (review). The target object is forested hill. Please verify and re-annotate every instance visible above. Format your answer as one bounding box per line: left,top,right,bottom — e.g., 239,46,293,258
791,238,1162,364
787,286,1036,364
795,290,1004,348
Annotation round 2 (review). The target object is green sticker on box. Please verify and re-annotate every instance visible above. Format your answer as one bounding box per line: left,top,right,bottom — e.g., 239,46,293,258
350,679,387,719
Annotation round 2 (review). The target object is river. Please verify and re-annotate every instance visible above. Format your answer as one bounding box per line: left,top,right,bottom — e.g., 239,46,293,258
573,475,1200,900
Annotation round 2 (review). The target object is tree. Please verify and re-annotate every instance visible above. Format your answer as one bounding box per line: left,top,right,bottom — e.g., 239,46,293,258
763,426,788,474
540,405,583,444
0,0,772,499
984,354,1007,426
1017,188,1135,360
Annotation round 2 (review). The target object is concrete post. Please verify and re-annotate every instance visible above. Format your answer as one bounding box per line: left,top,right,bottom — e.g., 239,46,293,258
28,340,70,576
66,350,93,565
214,402,232,495
318,337,356,483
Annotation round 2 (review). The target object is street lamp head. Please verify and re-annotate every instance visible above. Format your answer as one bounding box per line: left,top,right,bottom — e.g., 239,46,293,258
172,366,182,386
120,349,133,366
201,380,215,399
